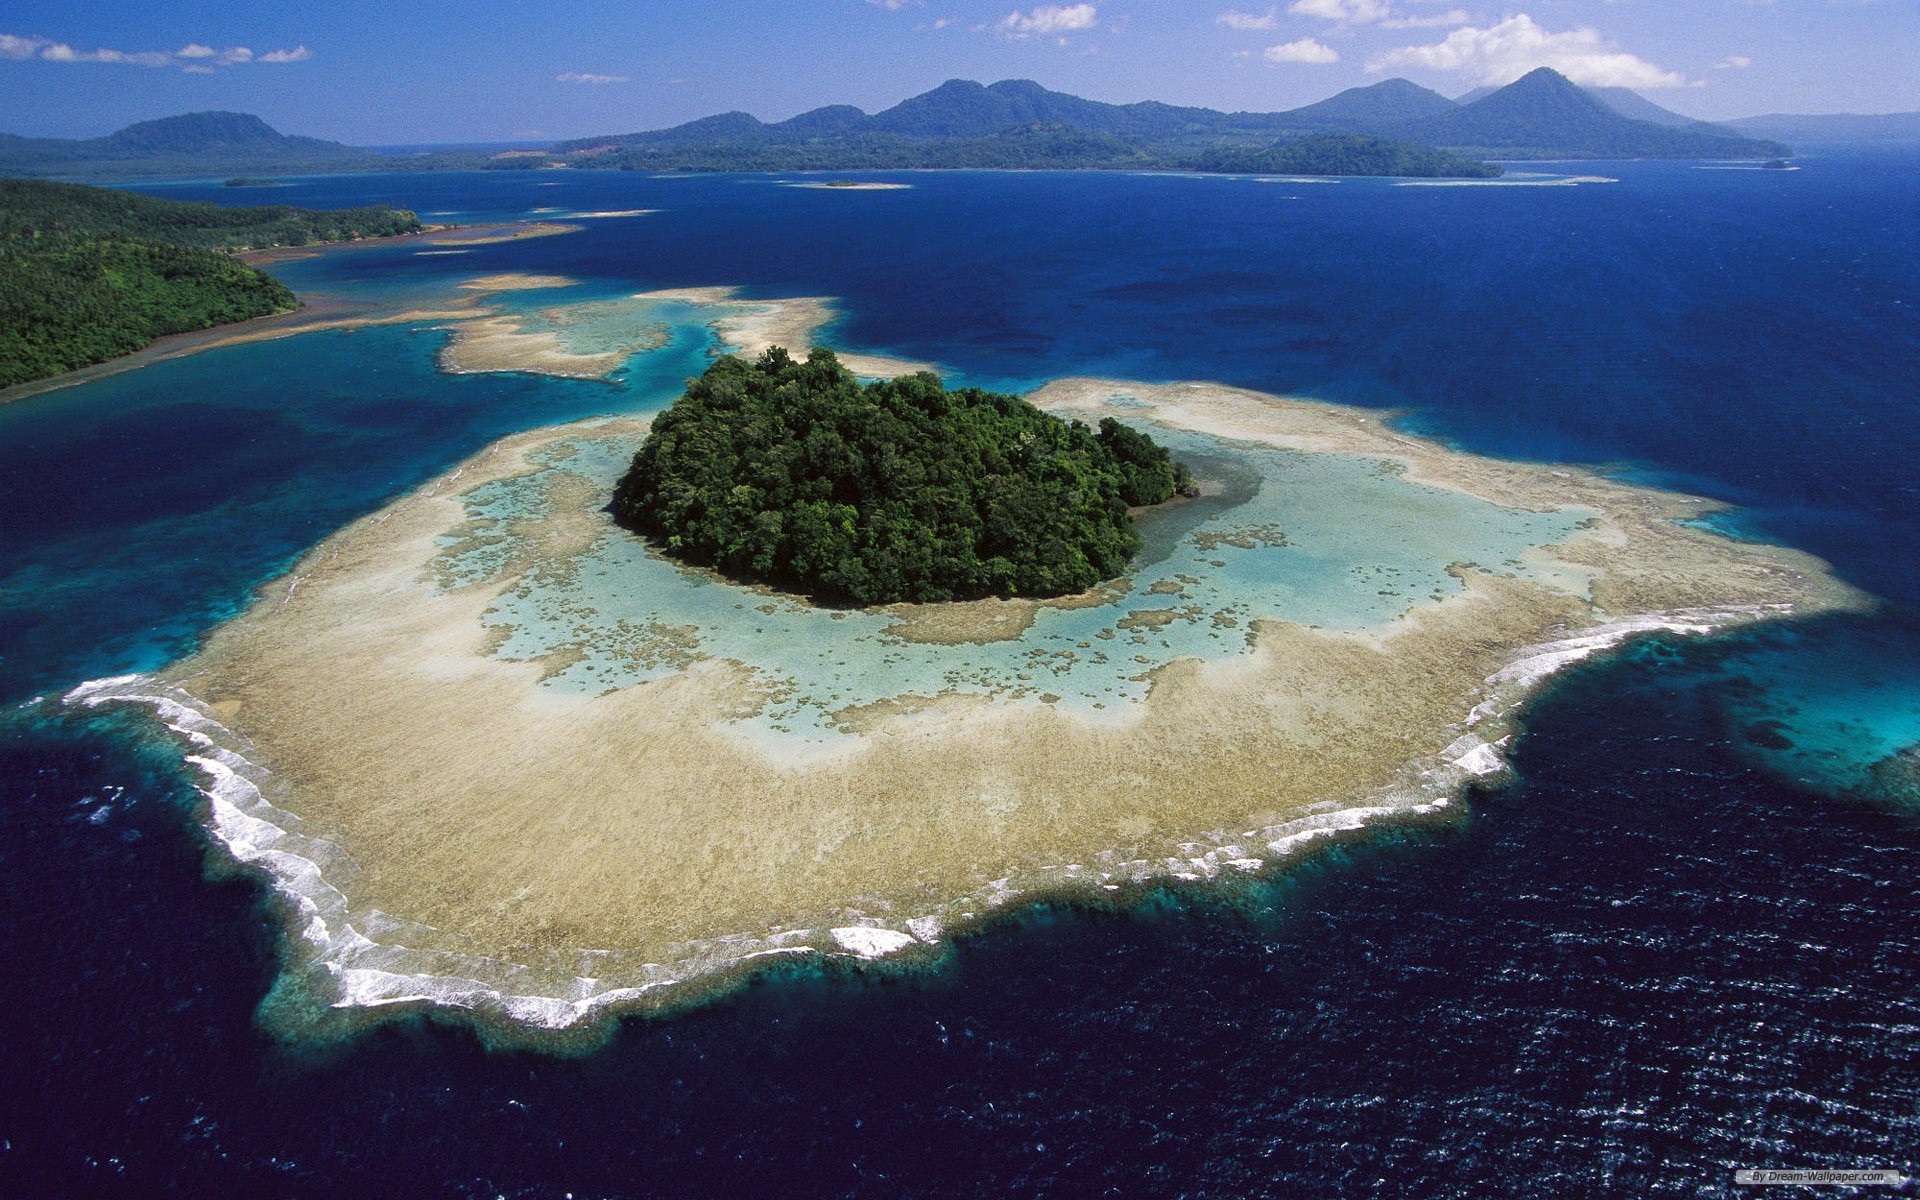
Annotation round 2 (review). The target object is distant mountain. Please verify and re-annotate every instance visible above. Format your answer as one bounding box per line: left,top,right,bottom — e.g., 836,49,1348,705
1725,111,1920,143
1582,87,1713,130
3,74,1802,188
1278,79,1459,132
0,112,383,180
551,73,1785,171
556,78,1294,154
1397,68,1788,159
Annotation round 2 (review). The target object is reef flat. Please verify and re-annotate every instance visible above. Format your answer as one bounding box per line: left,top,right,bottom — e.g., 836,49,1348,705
75,298,1870,1041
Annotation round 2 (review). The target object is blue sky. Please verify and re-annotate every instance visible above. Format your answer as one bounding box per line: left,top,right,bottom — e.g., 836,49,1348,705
2,1,1914,143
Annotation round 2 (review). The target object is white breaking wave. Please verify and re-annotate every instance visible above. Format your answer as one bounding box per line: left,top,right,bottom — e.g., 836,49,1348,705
61,602,1784,1033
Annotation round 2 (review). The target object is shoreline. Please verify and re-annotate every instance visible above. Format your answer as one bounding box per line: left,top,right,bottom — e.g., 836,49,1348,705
0,221,585,407
62,310,1870,1044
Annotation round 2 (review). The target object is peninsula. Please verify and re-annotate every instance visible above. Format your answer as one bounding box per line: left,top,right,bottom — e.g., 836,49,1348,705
0,178,420,388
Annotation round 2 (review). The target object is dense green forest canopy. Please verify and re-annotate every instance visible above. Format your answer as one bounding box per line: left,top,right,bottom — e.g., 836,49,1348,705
0,178,420,248
0,178,421,387
613,349,1197,605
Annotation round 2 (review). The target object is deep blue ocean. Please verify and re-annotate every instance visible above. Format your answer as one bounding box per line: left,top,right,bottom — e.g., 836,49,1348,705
2,154,1917,1196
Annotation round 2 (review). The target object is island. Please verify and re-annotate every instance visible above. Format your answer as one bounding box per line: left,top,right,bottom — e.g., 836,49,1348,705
613,349,1197,604
0,178,421,388
64,285,1872,1046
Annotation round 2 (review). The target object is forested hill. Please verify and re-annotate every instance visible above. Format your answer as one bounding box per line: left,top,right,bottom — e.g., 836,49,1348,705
0,179,421,388
0,112,383,181
0,178,421,248
614,349,1198,605
540,70,1782,172
1396,69,1788,159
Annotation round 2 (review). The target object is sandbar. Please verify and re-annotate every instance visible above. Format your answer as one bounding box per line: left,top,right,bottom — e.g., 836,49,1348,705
439,289,672,379
782,182,914,191
635,286,935,379
82,312,1869,1039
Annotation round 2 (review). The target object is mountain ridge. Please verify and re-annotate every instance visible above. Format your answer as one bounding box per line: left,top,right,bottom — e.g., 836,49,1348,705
553,70,1786,164
0,72,1802,183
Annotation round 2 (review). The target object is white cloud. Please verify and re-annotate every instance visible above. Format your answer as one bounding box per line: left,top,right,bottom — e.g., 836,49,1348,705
1288,0,1390,23
1715,55,1753,70
1265,37,1340,64
997,4,1098,37
40,43,175,67
866,0,917,8
0,32,311,71
0,33,49,59
1217,8,1279,30
557,72,629,84
1380,9,1468,29
1367,14,1686,89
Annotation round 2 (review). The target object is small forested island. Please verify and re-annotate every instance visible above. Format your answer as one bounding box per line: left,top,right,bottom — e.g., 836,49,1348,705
612,348,1196,604
0,178,421,388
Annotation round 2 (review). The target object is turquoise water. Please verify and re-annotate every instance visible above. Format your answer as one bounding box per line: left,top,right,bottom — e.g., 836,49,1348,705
449,418,1585,743
1,156,1917,1194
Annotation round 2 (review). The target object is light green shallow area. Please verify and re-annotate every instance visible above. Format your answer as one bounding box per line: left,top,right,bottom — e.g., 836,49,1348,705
436,416,1592,745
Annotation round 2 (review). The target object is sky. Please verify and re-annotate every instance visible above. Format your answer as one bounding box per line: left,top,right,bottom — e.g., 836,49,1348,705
2,1,1915,144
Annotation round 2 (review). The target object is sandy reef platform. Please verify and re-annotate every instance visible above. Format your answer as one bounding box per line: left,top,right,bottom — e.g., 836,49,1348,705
68,292,1871,1042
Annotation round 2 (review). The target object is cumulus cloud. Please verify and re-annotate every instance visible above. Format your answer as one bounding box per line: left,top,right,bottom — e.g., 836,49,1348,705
1265,38,1340,64
0,32,312,71
1715,55,1753,70
1288,0,1390,23
1217,8,1279,30
997,4,1098,37
866,0,917,8
557,72,629,84
1367,14,1685,89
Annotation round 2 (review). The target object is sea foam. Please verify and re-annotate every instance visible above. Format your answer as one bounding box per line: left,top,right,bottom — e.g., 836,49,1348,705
61,603,1782,1034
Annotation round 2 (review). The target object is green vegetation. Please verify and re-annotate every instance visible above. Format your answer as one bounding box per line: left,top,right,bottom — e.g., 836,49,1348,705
533,128,1491,177
612,348,1197,605
1189,135,1502,179
0,237,294,386
0,111,383,181
0,178,421,387
0,178,420,249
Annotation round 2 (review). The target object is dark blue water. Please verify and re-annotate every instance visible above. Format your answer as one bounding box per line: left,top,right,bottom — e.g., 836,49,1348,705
3,154,1917,1194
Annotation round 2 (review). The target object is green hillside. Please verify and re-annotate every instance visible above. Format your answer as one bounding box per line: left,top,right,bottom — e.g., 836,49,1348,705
613,349,1197,605
0,112,384,181
0,178,421,388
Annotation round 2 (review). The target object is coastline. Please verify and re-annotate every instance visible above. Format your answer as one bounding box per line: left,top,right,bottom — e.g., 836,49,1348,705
0,221,585,407
66,289,1870,1043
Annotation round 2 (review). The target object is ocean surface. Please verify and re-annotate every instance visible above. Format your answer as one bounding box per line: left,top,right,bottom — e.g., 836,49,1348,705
2,153,1917,1195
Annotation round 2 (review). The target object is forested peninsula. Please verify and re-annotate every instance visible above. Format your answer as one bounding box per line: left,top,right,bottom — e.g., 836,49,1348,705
0,178,420,388
613,349,1197,605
